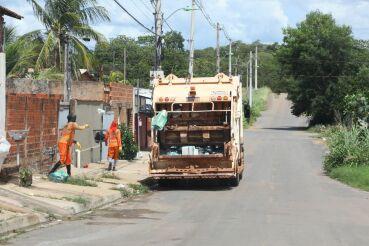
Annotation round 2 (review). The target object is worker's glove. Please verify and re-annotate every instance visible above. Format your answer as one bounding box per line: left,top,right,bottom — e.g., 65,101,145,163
76,142,82,150
119,147,122,151
85,124,90,128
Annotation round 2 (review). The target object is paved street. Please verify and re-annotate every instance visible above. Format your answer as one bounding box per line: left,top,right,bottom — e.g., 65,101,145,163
9,94,369,246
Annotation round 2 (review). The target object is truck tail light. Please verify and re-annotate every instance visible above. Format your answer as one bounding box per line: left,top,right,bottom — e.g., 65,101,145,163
223,96,228,100
217,96,222,101
159,97,163,102
189,86,196,96
165,97,169,102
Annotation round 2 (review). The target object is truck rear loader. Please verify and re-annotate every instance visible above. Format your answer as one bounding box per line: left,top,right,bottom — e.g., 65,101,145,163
149,73,244,186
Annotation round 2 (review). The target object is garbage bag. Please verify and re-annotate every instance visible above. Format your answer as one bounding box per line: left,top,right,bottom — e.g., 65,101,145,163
151,110,168,131
49,170,69,183
0,136,11,164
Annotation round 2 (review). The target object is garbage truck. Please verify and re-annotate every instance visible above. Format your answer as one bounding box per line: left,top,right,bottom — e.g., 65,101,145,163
149,73,244,186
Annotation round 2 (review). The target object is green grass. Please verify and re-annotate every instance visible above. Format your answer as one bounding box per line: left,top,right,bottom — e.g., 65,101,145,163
128,183,149,194
65,176,98,187
101,172,120,180
113,183,150,198
243,87,271,128
62,196,89,206
329,166,369,191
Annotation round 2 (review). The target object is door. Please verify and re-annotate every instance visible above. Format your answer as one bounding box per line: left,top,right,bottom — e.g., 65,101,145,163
102,111,115,160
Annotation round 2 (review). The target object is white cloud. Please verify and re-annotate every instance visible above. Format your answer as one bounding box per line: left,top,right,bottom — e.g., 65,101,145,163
3,0,369,48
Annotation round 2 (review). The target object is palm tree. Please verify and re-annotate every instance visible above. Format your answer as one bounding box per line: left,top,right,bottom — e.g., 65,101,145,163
5,26,43,76
26,0,110,72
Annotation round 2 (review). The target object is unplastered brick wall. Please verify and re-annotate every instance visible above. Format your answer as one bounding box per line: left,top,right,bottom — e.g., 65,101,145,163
5,93,61,172
108,83,133,105
107,83,134,130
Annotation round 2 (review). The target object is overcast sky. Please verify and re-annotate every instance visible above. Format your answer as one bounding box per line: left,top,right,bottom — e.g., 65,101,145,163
3,0,369,49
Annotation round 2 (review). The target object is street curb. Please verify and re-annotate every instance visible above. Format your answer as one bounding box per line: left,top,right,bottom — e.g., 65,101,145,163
0,212,47,236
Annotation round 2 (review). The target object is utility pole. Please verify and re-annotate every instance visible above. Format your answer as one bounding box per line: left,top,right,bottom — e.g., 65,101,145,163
235,55,239,75
136,79,141,157
188,0,196,78
216,22,221,74
255,46,258,89
154,0,163,72
63,33,72,105
228,40,232,76
123,47,127,82
249,51,253,107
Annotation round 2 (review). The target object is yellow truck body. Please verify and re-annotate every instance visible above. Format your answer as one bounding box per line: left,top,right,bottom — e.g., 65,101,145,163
149,73,244,185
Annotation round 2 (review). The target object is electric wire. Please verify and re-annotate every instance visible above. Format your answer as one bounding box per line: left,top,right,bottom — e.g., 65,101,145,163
128,0,154,24
112,0,156,35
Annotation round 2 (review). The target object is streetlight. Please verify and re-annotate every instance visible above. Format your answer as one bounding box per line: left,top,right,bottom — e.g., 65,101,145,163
164,6,194,21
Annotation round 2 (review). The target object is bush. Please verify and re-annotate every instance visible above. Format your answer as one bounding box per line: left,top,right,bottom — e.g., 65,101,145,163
324,126,369,172
19,167,33,187
243,87,271,127
119,124,138,160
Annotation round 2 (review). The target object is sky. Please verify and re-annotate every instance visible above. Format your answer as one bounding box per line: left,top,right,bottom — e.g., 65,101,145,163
3,0,369,49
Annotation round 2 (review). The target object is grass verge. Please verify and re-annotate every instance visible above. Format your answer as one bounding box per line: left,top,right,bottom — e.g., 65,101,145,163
329,166,369,191
113,183,150,198
243,87,271,128
317,125,369,192
62,196,90,206
65,176,98,187
101,172,120,180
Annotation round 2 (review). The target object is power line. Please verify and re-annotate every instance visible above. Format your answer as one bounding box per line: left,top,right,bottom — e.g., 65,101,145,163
194,0,216,29
194,0,232,42
112,0,156,35
139,0,154,14
128,0,154,23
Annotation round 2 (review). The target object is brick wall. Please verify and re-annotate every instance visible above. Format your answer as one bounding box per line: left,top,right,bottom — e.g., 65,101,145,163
106,83,134,130
5,93,61,172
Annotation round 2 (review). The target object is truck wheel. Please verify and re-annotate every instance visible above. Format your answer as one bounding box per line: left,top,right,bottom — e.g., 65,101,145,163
230,174,240,187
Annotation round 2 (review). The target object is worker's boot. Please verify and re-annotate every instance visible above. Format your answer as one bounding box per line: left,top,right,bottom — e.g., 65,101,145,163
112,160,117,171
107,162,112,171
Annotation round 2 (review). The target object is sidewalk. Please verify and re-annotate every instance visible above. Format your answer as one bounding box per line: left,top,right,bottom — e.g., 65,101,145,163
0,152,150,237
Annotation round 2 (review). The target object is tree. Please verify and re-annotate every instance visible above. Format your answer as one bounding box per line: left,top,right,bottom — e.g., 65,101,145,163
26,0,110,73
5,26,43,76
277,11,355,124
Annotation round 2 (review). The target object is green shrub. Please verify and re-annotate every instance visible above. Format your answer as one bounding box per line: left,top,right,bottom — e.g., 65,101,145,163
119,124,138,160
324,126,369,172
19,167,33,187
243,87,271,127
66,176,98,187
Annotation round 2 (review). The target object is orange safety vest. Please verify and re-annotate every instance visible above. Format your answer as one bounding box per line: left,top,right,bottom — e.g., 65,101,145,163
59,122,76,145
106,129,121,148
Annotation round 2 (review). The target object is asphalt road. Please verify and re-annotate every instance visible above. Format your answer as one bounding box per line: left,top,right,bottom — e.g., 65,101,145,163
9,94,369,246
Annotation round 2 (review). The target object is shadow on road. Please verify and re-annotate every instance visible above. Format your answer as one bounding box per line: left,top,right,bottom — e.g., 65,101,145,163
152,179,235,192
262,126,308,131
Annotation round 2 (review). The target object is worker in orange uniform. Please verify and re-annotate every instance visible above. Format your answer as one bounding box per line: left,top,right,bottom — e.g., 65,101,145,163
49,114,89,176
104,119,122,171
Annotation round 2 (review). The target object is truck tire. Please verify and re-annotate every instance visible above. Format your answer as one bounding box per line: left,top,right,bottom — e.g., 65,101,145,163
230,173,240,187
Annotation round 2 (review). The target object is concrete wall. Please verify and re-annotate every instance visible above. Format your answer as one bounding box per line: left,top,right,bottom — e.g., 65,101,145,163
6,78,104,101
